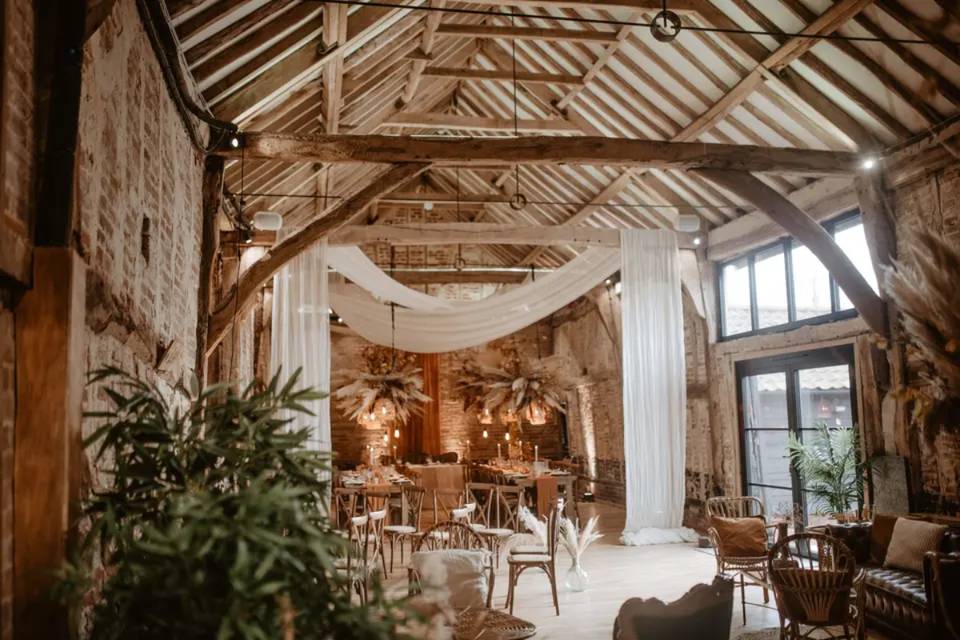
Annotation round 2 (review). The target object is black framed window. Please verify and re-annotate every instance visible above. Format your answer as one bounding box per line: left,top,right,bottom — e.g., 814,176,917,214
718,210,878,339
737,345,859,530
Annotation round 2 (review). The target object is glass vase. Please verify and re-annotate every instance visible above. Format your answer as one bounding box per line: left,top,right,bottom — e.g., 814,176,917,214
564,557,589,592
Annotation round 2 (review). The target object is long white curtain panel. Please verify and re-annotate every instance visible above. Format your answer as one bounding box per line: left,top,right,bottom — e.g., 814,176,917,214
271,238,331,452
619,230,696,546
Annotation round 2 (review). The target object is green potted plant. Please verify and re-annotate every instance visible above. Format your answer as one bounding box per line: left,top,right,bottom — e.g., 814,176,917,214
59,367,427,639
787,423,866,523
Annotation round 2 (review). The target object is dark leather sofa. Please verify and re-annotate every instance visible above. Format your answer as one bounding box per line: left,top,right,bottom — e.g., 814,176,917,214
830,515,960,639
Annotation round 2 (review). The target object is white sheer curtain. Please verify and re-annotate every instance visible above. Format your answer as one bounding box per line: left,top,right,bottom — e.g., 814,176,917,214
329,247,620,352
619,230,696,545
270,238,330,452
327,246,455,311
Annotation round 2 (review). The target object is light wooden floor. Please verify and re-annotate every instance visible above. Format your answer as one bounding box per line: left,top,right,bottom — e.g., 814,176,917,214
386,501,887,639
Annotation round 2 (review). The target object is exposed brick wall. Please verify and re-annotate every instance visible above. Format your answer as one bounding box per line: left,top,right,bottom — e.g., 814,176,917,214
75,0,203,480
0,0,36,636
0,0,36,285
329,321,563,465
888,162,960,509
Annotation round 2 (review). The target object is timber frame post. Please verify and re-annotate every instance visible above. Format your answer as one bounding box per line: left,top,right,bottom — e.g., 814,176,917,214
205,162,430,356
196,156,225,385
696,168,888,338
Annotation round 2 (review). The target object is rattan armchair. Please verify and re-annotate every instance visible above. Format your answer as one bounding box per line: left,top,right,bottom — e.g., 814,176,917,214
706,496,784,624
768,532,865,640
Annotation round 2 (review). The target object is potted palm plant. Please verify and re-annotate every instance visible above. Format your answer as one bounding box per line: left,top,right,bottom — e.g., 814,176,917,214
59,367,429,639
787,423,866,522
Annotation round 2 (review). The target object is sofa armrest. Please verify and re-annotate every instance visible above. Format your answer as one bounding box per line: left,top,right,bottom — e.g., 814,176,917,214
924,550,960,636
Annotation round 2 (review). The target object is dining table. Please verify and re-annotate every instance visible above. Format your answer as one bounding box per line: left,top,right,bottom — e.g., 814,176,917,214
336,467,414,525
405,463,467,493
472,461,578,517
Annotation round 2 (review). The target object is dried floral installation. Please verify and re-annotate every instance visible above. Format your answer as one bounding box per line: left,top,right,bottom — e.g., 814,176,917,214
334,345,431,426
884,228,960,431
456,351,569,421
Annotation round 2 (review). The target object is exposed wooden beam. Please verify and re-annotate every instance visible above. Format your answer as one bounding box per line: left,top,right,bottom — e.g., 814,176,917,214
391,270,528,284
206,162,430,355
436,23,620,43
322,3,347,134
697,169,886,336
185,0,299,66
876,0,960,68
380,191,511,204
452,0,698,10
420,65,584,85
332,223,618,246
384,112,579,133
676,0,876,142
217,133,861,175
196,157,225,384
398,0,445,107
854,172,897,286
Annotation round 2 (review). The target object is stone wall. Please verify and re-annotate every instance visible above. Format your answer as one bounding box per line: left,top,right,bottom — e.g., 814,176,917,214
74,0,203,474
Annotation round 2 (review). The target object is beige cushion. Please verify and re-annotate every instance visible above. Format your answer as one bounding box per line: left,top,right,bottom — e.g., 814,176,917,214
384,525,417,534
481,527,514,538
411,549,489,611
508,553,550,563
510,545,546,555
884,518,947,573
711,516,767,557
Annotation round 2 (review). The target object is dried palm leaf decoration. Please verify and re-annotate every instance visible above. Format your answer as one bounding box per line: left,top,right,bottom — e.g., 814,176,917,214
334,345,430,427
883,228,960,430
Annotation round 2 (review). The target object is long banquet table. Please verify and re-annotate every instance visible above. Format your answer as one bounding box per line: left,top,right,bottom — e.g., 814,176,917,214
405,463,466,493
471,462,578,516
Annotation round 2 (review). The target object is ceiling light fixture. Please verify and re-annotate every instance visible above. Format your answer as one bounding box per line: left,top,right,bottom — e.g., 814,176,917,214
860,157,878,170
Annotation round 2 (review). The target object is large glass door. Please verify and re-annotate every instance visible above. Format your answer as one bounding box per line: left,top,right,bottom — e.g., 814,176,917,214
737,346,857,530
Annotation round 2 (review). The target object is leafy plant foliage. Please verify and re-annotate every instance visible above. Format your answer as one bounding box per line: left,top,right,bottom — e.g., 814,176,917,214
61,368,414,640
787,423,865,517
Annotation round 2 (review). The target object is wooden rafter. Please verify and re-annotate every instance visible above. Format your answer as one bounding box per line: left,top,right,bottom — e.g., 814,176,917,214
696,169,886,337
323,3,348,134
398,0,445,107
206,162,430,354
418,65,584,85
384,112,579,132
436,23,620,43
219,132,861,175
676,0,877,143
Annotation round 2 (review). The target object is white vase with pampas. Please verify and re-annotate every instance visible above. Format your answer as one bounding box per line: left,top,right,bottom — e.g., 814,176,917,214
559,515,602,592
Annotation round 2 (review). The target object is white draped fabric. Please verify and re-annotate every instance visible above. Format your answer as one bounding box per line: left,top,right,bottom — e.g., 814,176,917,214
619,230,697,546
271,239,331,451
329,247,620,353
327,246,455,311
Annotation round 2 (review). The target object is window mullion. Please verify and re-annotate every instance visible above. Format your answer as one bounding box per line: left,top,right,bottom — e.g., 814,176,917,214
748,254,759,332
784,238,796,323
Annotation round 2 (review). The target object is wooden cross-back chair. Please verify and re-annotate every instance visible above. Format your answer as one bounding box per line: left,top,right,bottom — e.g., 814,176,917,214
408,520,495,609
384,485,426,573
432,488,464,525
768,532,865,639
706,495,781,624
496,485,525,532
363,488,392,514
333,487,361,529
506,499,561,616
468,483,516,567
336,513,369,603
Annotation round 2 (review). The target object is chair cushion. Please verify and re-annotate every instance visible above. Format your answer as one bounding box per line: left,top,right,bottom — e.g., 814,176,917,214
884,518,947,573
468,523,487,532
481,528,515,537
711,516,767,557
508,553,550,563
510,545,546,555
384,525,417,534
864,565,927,606
411,549,489,611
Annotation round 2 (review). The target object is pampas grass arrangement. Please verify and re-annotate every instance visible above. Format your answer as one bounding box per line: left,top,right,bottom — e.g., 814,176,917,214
334,365,431,426
456,355,568,419
884,228,960,428
558,514,603,561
